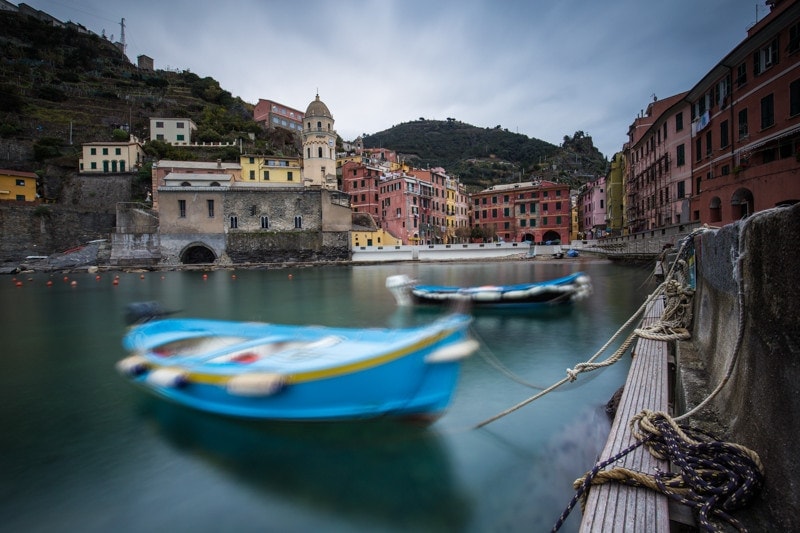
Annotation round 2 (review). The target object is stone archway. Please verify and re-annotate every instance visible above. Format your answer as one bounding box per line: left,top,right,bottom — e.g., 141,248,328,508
731,188,754,220
180,243,217,264
542,230,561,244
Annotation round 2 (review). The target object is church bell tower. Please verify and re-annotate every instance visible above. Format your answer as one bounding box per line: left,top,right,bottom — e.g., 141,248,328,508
301,94,337,189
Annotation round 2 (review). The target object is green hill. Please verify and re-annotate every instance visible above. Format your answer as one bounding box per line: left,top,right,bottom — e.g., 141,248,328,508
363,119,608,191
0,9,298,170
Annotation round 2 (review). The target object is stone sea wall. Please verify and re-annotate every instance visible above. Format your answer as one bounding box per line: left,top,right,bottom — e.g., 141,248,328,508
679,202,800,529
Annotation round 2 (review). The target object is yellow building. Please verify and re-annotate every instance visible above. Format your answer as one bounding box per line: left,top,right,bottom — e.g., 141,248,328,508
79,136,144,173
0,169,38,202
352,228,402,248
570,201,579,241
239,155,302,186
605,152,626,235
336,154,363,170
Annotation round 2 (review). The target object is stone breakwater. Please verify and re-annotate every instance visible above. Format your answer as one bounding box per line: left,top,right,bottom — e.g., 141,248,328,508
675,202,800,529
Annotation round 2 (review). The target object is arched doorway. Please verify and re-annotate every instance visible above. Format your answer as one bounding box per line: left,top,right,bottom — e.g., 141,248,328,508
542,230,561,245
180,243,216,264
521,233,535,243
731,188,754,220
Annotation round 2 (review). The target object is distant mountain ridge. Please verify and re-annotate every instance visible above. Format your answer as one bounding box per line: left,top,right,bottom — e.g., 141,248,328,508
363,119,608,191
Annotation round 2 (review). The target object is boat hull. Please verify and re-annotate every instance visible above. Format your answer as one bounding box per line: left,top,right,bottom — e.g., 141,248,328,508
387,272,592,310
118,315,476,421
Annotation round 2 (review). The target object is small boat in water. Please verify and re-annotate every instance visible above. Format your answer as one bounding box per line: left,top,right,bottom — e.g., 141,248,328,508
385,272,592,310
117,306,478,422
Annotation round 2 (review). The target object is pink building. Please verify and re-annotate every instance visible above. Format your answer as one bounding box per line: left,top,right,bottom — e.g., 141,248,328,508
407,168,450,243
253,99,304,134
380,172,434,244
341,160,381,221
625,93,693,233
577,176,607,239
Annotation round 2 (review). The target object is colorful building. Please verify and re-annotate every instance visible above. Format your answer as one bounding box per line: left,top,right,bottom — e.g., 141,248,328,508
379,171,434,245
351,228,401,248
605,152,626,234
625,93,692,233
471,180,571,243
79,136,144,174
577,176,607,239
253,99,304,133
149,118,197,145
341,160,382,221
687,0,800,225
239,155,302,187
407,168,452,244
0,169,37,202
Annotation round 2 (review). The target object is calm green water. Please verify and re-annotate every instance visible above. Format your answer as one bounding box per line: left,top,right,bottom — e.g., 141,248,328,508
0,259,652,532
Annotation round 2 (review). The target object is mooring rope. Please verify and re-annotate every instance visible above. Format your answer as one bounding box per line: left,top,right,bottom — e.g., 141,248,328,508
635,262,694,342
473,289,658,428
672,212,768,423
474,226,715,430
471,328,546,390
552,410,764,532
551,219,789,531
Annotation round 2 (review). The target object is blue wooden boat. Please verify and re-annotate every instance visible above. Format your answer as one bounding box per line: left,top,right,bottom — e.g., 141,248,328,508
386,272,592,310
117,310,478,421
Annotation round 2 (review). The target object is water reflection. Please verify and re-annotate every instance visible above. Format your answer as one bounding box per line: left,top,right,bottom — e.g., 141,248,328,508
138,399,470,530
0,260,652,532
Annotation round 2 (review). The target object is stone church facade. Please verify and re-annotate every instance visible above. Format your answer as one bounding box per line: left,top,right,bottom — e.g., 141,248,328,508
111,95,352,266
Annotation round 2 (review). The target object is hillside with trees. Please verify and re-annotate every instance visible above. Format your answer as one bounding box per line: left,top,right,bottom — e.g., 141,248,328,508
363,119,608,191
0,9,299,175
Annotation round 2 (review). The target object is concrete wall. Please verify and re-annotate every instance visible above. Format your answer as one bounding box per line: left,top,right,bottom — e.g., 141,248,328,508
682,203,800,529
110,232,160,265
351,242,530,262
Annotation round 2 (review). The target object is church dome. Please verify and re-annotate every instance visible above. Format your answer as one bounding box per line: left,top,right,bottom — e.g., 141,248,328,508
305,93,332,119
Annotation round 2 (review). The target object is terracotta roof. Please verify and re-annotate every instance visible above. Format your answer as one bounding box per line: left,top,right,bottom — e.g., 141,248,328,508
0,169,38,178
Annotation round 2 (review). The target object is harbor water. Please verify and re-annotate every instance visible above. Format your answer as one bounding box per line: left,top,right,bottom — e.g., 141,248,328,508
0,259,652,532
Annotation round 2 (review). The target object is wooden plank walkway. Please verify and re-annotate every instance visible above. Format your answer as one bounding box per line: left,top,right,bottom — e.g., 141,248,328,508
580,296,671,532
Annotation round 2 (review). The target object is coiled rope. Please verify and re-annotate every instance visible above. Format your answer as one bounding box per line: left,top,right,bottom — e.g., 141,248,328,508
635,260,694,342
552,410,764,532
551,218,783,531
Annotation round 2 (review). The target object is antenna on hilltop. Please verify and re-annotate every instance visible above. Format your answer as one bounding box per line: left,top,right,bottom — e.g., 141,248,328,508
119,18,126,55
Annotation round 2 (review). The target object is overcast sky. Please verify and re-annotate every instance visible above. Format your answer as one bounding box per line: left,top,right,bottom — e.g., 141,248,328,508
22,0,764,158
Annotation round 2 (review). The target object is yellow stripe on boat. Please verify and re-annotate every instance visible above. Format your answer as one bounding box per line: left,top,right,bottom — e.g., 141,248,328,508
143,327,458,386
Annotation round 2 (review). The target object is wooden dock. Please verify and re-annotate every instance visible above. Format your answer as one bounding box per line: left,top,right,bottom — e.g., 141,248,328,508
580,296,673,532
